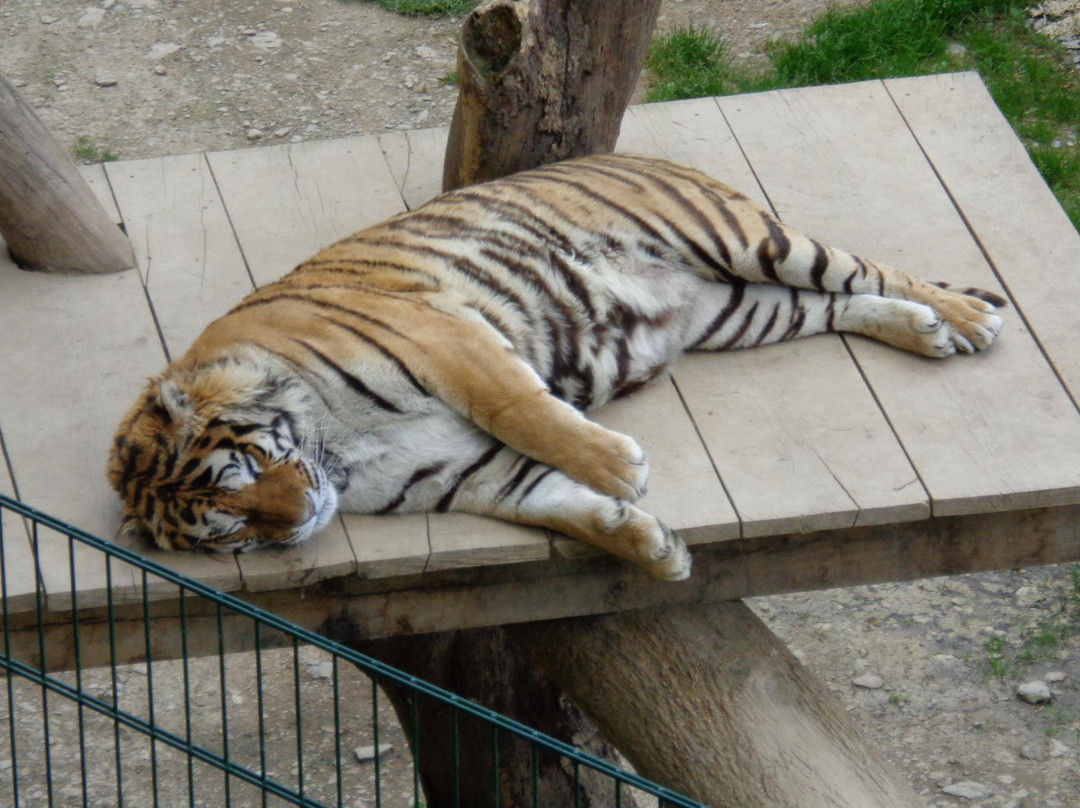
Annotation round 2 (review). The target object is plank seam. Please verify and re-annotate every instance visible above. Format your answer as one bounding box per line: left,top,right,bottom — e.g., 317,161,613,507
668,374,744,538
883,79,1080,419
715,85,929,522
203,152,261,291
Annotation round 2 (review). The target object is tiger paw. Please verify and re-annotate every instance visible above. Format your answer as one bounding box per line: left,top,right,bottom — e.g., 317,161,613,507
578,430,649,502
932,292,1002,354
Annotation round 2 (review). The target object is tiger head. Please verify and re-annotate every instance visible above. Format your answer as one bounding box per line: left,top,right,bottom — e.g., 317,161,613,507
108,359,337,553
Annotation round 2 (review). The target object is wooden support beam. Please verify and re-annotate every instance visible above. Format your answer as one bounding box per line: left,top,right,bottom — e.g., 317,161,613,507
9,502,1080,673
0,70,135,273
509,601,924,807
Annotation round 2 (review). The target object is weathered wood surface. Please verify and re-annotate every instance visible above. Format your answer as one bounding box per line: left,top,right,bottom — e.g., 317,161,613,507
2,72,1080,635
511,601,925,808
0,70,135,274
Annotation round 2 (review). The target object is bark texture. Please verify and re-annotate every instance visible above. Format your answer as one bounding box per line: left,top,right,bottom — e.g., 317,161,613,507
508,601,926,808
442,0,663,191
343,626,623,808
0,70,134,273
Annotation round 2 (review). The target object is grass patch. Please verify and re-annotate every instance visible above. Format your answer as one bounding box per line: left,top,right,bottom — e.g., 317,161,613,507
365,0,475,16
71,135,119,164
983,564,1080,680
645,0,1080,231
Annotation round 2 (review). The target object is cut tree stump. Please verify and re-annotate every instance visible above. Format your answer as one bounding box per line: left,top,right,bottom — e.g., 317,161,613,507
0,70,134,273
442,0,663,191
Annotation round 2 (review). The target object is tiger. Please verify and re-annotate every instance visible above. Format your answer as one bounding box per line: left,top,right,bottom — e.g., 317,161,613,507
108,153,1005,581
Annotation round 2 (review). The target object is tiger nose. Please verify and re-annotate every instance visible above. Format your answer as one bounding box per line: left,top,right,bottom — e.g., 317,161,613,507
301,494,317,524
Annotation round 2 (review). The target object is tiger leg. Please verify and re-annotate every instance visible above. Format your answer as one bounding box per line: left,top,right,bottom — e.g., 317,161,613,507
441,446,691,581
687,280,969,358
402,308,650,501
707,203,1003,354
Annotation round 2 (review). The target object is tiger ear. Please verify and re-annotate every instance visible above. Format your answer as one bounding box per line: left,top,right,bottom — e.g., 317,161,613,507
158,379,195,425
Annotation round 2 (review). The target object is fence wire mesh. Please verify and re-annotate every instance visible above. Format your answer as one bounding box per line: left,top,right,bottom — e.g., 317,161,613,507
0,492,702,808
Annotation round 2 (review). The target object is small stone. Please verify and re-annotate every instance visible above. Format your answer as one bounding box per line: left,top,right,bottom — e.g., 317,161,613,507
273,127,290,137
942,781,993,800
78,8,106,27
1017,680,1052,704
95,71,118,87
947,42,967,58
353,743,394,763
245,128,263,140
1045,670,1068,683
306,659,333,680
153,65,167,75
1019,743,1044,761
147,42,181,60
250,31,282,51
414,44,438,59
853,674,884,690
1047,738,1070,758
39,15,59,24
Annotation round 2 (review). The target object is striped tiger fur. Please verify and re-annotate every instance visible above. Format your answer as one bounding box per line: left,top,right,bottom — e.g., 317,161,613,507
108,154,1005,580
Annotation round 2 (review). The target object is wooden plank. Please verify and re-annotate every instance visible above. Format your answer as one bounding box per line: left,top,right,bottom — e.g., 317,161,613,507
619,96,926,535
207,135,410,586
590,377,739,544
343,513,430,579
718,80,1080,516
886,72,1080,406
378,126,450,210
0,248,243,610
0,448,39,612
205,135,406,287
426,513,550,572
11,501,1080,672
105,153,254,355
677,343,929,537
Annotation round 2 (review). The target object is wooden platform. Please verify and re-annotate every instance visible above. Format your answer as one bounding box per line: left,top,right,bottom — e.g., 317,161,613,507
4,72,1080,655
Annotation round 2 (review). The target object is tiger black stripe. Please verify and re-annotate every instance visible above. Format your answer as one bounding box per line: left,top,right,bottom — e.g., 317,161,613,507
719,301,760,350
756,302,781,345
690,281,746,349
534,170,736,285
290,338,403,414
495,457,541,503
435,444,503,512
810,241,830,291
448,187,579,255
585,159,744,282
781,289,807,341
315,314,430,397
232,292,419,345
517,467,556,504
756,213,792,284
375,464,446,515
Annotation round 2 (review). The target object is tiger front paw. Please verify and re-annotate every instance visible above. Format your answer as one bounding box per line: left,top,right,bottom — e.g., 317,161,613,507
574,430,650,502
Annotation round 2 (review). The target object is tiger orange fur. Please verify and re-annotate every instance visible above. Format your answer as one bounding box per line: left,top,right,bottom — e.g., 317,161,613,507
109,154,1004,580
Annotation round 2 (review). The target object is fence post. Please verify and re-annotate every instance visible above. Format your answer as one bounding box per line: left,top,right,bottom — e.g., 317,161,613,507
0,69,135,274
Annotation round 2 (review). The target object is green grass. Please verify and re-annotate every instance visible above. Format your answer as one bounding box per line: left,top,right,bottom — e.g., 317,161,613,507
983,564,1080,681
645,0,1080,230
71,135,119,164
364,0,475,16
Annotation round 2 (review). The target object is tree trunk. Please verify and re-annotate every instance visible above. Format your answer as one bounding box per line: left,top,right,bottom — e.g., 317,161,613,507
0,70,135,273
507,601,925,808
343,626,623,808
442,0,663,191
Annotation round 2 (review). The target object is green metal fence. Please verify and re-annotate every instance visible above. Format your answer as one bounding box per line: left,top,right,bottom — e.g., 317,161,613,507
0,492,702,808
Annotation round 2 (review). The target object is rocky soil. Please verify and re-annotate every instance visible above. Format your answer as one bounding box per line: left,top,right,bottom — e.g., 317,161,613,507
2,2,1080,807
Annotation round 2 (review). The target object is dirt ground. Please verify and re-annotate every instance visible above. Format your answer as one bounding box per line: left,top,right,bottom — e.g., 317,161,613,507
2,1,1080,807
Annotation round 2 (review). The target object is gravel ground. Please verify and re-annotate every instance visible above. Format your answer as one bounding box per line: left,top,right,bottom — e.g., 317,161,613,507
2,1,1080,807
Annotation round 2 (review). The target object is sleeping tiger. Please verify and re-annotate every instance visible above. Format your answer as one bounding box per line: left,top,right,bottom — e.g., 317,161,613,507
109,154,1005,581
